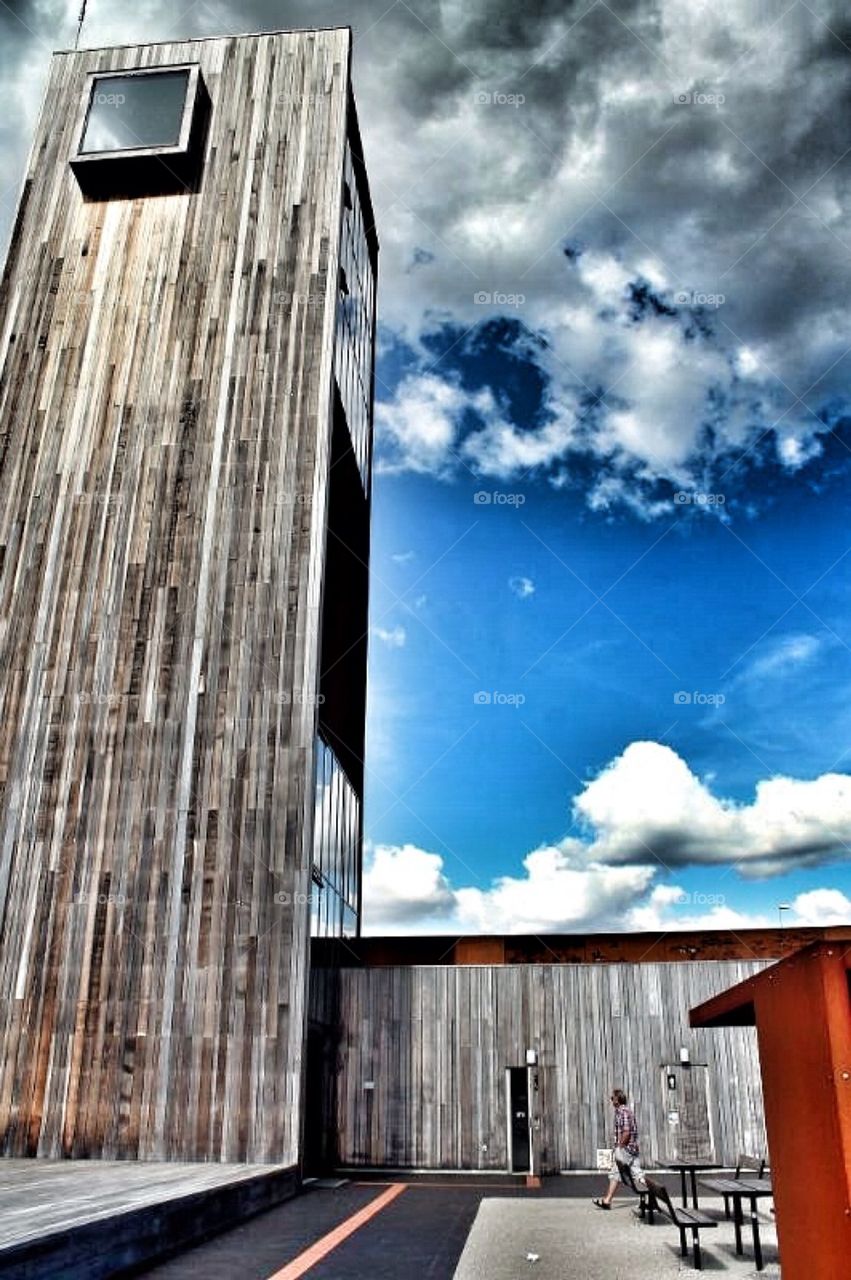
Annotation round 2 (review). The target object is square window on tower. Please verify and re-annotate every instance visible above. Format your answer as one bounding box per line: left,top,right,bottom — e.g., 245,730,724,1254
70,65,210,198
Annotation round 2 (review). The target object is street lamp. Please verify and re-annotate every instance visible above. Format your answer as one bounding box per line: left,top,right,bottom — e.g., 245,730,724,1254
778,903,791,927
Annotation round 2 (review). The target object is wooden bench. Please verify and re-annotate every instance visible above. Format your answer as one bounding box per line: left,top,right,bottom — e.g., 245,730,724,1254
644,1176,717,1271
619,1158,648,1217
700,1154,766,1220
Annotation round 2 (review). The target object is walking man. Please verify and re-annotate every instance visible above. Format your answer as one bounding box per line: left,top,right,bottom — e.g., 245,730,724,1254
593,1088,646,1208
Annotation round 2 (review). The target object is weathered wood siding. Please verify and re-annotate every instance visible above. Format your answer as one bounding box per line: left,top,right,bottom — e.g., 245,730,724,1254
311,962,768,1171
0,29,354,1161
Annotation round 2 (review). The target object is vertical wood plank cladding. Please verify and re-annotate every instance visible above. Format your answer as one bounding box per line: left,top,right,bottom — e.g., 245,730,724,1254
0,29,355,1161
318,962,769,1172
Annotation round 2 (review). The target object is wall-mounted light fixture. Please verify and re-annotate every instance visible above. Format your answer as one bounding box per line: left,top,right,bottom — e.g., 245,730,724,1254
525,1048,538,1066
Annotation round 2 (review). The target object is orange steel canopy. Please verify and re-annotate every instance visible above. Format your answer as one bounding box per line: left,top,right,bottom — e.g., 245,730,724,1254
690,932,851,1280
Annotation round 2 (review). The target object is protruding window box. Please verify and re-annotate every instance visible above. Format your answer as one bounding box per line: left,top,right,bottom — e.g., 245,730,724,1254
70,64,209,198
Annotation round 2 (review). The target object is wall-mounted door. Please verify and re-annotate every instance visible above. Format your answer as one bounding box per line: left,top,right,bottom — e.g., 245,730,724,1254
662,1063,715,1162
507,1067,532,1172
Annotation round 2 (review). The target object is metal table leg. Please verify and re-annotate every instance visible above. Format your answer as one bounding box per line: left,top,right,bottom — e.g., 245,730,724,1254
750,1195,763,1271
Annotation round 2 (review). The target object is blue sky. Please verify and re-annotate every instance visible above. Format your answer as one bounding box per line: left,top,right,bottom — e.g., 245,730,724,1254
3,0,851,934
364,336,851,931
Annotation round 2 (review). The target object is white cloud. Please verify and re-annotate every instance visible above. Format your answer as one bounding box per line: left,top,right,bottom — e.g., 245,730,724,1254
740,633,824,683
454,846,654,934
362,739,851,933
375,374,489,478
575,740,851,875
362,839,654,935
509,575,535,599
627,883,773,933
354,1,851,509
362,837,851,935
463,404,576,479
391,551,415,564
776,432,824,470
631,883,851,932
362,844,456,927
787,887,851,926
371,625,407,648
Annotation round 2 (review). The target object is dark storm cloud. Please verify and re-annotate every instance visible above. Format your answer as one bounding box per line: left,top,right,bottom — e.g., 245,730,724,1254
3,2,851,510
0,0,34,26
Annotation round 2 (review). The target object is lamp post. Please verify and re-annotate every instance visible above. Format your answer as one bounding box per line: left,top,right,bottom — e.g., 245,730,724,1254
778,903,791,927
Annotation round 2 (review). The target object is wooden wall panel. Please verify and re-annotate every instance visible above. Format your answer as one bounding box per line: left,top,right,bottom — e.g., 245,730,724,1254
310,962,769,1172
0,28,356,1162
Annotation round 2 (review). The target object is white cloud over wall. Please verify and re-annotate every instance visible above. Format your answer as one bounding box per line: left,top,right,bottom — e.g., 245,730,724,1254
576,740,851,875
362,739,851,932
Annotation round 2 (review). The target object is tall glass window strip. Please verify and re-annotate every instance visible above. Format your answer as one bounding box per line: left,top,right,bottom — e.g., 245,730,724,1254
311,735,360,937
334,142,375,490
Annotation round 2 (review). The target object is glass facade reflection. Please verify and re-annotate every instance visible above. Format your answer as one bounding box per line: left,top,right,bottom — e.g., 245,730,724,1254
311,123,375,939
334,142,376,489
81,71,190,153
311,735,360,938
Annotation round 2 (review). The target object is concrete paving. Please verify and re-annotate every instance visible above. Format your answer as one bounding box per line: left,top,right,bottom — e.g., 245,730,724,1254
453,1197,780,1280
0,1163,783,1279
139,1179,508,1279
135,1177,780,1280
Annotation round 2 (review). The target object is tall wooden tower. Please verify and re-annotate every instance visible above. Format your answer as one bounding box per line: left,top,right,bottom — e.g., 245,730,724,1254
0,28,376,1163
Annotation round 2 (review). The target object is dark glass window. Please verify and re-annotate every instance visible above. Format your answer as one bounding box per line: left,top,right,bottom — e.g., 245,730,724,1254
80,70,190,154
310,736,360,938
333,142,376,489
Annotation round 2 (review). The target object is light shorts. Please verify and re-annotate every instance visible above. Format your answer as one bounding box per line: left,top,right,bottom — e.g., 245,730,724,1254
608,1149,645,1185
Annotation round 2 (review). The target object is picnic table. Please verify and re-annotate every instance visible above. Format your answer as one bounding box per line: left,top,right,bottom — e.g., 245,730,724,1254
701,1175,774,1271
667,1160,722,1209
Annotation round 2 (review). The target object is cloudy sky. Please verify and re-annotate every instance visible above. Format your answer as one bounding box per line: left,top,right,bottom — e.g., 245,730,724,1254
3,0,851,936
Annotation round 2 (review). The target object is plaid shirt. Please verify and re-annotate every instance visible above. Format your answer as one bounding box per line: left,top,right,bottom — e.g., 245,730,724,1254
614,1104,640,1156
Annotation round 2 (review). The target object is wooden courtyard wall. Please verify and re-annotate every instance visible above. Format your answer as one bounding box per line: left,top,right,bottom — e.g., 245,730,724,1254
0,29,352,1161
310,962,768,1172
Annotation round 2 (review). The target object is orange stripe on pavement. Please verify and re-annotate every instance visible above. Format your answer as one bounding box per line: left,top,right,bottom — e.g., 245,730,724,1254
354,1180,528,1191
265,1183,407,1279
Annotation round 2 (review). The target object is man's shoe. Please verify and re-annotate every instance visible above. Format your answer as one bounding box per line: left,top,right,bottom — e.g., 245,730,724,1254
592,1198,611,1209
